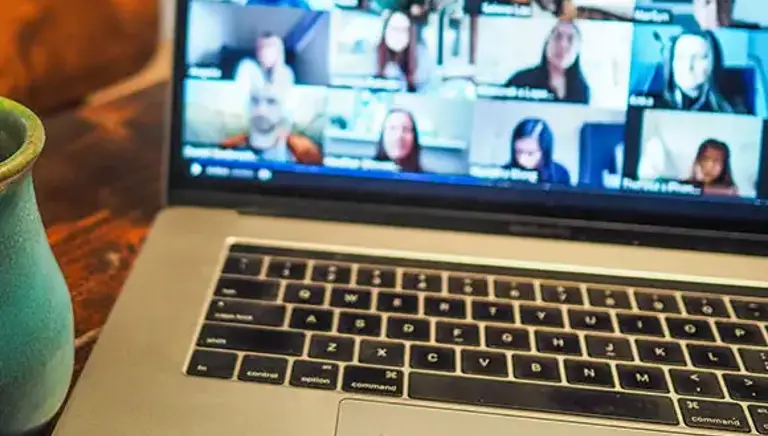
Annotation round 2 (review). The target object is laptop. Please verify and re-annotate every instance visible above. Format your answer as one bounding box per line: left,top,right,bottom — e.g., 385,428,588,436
55,0,768,434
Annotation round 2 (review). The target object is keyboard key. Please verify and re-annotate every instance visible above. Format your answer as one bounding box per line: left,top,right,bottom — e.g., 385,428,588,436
377,291,419,314
634,291,680,314
186,349,237,379
617,364,668,393
585,335,634,361
289,360,338,390
308,334,355,362
636,339,686,366
222,254,262,276
337,312,382,337
311,263,352,284
670,369,723,398
387,316,430,342
688,344,739,370
448,275,489,297
520,305,564,328
461,350,508,377
485,326,531,351
741,348,768,374
409,372,678,425
541,284,583,305
206,299,286,327
330,286,372,310
749,405,768,435
568,309,613,332
472,301,515,323
266,258,307,280
237,355,288,384
283,283,326,306
724,374,768,403
617,314,664,337
197,323,305,356
215,278,279,301
424,296,466,319
359,340,405,367
679,399,750,433
683,295,729,318
289,307,334,332
357,266,395,288
564,359,614,388
587,288,631,309
731,299,768,322
436,322,480,346
535,331,581,356
410,345,456,372
402,271,442,292
494,279,535,301
667,317,715,342
513,354,561,382
716,321,766,346
342,365,404,397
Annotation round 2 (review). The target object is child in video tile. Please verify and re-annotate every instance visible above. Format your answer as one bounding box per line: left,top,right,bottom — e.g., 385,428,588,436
234,33,296,99
684,139,738,196
503,118,571,184
658,31,746,113
376,11,432,92
503,20,590,104
373,109,423,173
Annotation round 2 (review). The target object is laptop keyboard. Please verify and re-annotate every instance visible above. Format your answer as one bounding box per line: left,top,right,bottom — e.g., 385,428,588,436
186,244,768,434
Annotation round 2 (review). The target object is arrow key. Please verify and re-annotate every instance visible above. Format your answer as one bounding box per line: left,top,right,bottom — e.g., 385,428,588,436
670,369,723,398
716,321,766,346
461,349,508,377
724,374,768,403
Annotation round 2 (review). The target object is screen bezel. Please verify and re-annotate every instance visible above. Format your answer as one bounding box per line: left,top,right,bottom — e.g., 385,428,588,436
166,0,768,241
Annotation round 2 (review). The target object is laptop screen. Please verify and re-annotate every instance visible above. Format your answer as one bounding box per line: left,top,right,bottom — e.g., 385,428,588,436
172,0,768,228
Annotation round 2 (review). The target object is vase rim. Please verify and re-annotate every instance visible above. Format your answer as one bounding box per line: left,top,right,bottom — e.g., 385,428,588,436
0,97,45,190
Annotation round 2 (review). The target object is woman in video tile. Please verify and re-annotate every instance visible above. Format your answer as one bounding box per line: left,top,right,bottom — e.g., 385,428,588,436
373,109,423,172
503,118,571,184
684,138,739,196
375,11,432,92
657,30,747,114
503,20,590,104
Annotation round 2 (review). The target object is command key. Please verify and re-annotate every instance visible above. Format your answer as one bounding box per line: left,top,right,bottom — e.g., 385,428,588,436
679,398,750,433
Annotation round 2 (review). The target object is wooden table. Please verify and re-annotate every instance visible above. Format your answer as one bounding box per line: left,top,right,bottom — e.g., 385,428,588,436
37,83,166,385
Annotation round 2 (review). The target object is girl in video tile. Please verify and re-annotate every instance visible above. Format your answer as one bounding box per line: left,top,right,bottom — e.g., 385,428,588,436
659,30,746,113
503,20,590,104
376,11,429,92
503,118,571,184
684,139,738,196
373,109,422,172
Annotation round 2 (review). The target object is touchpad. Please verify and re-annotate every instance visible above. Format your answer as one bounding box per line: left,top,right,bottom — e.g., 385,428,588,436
336,400,671,436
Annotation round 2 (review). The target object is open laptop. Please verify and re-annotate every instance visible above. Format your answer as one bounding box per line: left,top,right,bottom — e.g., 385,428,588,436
55,0,768,434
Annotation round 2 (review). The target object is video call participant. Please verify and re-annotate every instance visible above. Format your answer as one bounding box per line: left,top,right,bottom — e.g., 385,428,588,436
221,87,323,165
375,11,433,92
693,0,760,30
658,30,746,113
234,33,296,100
504,20,590,104
503,118,571,184
684,138,739,196
373,109,423,172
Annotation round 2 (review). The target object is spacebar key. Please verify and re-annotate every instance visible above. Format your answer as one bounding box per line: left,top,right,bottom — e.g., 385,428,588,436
409,372,679,425
197,323,305,356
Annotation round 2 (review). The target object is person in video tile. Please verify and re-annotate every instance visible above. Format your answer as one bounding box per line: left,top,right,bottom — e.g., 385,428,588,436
376,11,422,92
373,109,423,173
234,32,296,100
503,118,571,184
503,20,590,104
659,31,746,113
684,138,738,196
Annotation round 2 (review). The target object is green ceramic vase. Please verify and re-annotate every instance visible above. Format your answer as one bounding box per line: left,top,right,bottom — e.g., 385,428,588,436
0,97,74,435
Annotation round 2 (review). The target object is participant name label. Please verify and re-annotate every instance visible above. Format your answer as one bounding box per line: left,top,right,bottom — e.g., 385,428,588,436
480,2,532,17
470,166,538,183
633,8,672,23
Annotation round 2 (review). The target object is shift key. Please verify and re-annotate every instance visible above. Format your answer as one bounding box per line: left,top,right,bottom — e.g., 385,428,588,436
197,323,305,356
679,398,750,433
